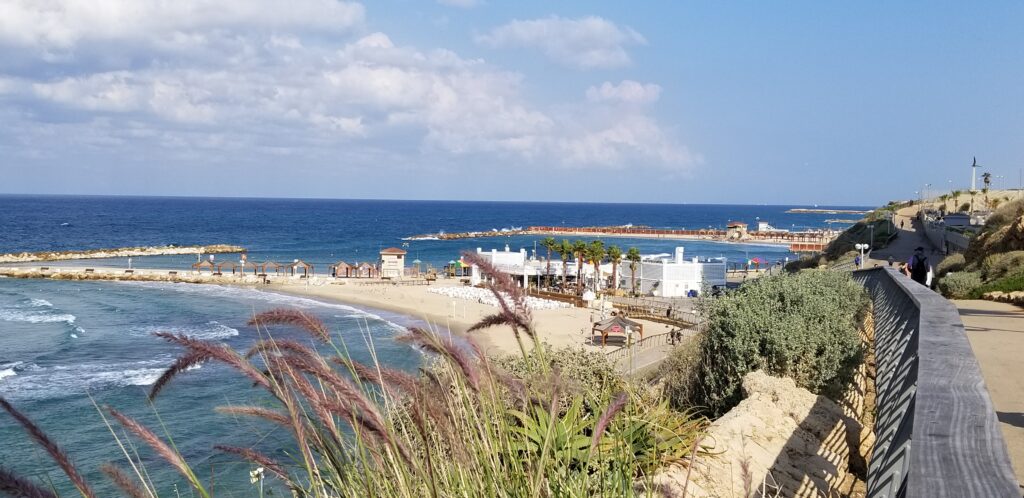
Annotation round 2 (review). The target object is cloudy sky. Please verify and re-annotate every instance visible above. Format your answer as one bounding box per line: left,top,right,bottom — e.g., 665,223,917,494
0,1,1021,205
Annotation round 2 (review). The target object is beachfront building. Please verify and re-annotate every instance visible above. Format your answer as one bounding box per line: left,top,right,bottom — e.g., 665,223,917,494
356,262,378,278
726,221,749,240
379,247,407,278
755,221,788,233
467,245,588,287
617,247,726,297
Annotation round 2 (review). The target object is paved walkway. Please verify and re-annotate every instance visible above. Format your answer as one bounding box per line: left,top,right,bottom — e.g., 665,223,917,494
872,205,1024,485
953,299,1024,484
866,205,943,269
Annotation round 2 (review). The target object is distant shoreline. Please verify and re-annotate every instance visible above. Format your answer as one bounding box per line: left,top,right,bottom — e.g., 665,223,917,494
786,208,869,215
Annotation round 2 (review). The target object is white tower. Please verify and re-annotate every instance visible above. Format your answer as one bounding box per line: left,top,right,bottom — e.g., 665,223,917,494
971,156,978,193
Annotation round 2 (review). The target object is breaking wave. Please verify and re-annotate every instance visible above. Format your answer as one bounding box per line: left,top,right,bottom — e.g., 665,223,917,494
132,321,240,340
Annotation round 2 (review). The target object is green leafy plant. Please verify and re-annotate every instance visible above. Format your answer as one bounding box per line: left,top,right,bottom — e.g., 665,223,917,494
935,253,966,278
969,270,1024,298
938,271,983,298
662,271,868,417
980,251,1024,281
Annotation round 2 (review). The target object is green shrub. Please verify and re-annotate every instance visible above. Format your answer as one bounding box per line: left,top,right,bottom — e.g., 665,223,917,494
935,253,966,278
493,344,622,413
658,335,704,411
980,251,1024,281
969,270,1024,298
663,271,868,417
938,271,983,298
983,198,1024,231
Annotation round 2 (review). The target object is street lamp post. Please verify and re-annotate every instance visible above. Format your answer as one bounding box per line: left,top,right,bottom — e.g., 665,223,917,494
855,243,869,269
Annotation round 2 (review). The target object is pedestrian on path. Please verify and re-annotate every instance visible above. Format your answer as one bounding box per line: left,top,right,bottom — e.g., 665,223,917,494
908,247,929,286
887,255,895,267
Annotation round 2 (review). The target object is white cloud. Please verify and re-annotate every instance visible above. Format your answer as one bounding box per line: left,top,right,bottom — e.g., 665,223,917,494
437,0,480,7
556,115,693,167
0,7,692,175
476,16,646,69
0,0,364,51
586,80,661,104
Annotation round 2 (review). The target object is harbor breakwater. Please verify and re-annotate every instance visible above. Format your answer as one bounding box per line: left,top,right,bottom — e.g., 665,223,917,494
408,225,837,252
0,244,246,264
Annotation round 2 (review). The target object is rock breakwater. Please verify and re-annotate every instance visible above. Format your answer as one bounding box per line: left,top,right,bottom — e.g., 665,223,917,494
0,244,245,263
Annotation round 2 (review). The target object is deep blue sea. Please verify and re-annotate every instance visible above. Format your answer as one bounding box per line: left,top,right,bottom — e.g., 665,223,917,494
0,195,869,495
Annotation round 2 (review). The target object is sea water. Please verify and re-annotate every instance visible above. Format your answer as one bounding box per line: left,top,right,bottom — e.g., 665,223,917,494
0,195,869,494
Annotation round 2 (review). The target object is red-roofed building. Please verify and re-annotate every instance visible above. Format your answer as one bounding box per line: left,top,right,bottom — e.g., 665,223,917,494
379,247,407,278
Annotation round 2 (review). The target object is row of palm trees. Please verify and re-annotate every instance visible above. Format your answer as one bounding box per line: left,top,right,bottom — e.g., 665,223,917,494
538,237,644,295
937,172,1003,214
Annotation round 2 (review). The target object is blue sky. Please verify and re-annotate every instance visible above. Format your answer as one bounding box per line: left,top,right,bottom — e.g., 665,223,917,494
0,1,1021,205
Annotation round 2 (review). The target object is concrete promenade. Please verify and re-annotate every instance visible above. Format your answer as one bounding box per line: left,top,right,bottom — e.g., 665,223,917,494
953,299,1024,484
869,204,1024,486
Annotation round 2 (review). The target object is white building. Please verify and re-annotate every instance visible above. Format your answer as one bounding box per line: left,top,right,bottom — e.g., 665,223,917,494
468,245,589,287
617,247,726,297
379,247,407,278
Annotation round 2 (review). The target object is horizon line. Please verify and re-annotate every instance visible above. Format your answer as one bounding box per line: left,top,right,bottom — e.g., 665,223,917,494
0,192,877,209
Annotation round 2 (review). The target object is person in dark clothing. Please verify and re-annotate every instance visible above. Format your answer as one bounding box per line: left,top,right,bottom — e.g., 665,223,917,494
908,247,929,285
887,255,895,267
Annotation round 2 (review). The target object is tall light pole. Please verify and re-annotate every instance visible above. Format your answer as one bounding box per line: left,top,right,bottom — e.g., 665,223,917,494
970,157,979,212
855,243,868,269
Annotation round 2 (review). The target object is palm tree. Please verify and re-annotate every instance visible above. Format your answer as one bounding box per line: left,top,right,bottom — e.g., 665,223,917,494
626,247,641,296
951,190,962,212
586,240,605,291
540,237,556,287
558,239,573,291
573,240,588,294
606,245,622,291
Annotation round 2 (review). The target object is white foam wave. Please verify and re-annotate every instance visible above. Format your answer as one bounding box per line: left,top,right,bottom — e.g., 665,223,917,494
133,321,239,340
29,298,53,307
0,359,173,400
115,281,400,327
0,368,16,381
0,309,76,324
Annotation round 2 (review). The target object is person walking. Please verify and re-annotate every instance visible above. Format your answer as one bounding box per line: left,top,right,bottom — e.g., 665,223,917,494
887,255,895,267
908,247,929,286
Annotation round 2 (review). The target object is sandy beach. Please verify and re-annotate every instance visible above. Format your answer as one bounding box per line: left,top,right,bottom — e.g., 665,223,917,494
264,279,677,356
0,264,676,357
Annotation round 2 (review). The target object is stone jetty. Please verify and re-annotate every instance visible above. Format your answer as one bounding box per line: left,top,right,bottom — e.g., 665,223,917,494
0,244,246,264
